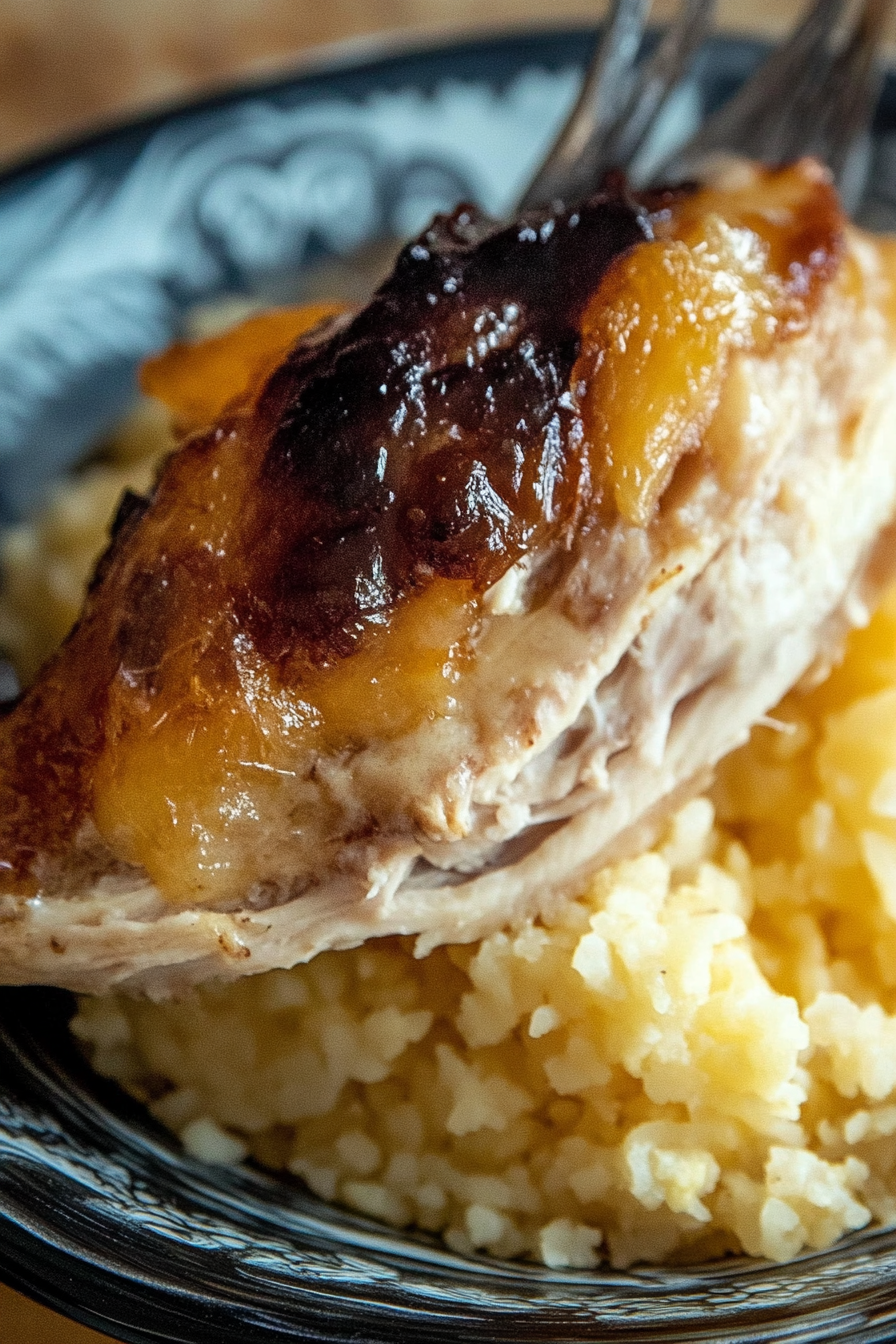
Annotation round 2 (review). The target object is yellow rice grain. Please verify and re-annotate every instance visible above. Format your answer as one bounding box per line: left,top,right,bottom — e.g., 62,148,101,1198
5,393,896,1269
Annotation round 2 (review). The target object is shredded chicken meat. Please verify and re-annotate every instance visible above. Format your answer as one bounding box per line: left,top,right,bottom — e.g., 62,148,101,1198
1,158,895,996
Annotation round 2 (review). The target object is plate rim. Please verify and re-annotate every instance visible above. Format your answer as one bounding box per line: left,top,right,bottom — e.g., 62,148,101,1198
0,22,770,193
1,21,895,1344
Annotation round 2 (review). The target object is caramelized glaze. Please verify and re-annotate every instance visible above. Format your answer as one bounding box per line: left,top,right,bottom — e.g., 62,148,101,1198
140,303,347,436
240,197,650,665
576,160,844,523
0,164,847,903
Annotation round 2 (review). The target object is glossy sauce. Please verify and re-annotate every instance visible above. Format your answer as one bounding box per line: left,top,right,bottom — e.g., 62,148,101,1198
140,303,347,435
576,160,844,524
0,165,847,903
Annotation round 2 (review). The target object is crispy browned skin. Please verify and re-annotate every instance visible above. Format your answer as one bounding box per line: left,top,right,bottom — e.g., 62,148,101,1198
0,165,854,919
0,191,651,888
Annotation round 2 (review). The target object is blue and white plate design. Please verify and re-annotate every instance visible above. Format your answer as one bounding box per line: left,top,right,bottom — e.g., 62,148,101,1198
3,27,896,1344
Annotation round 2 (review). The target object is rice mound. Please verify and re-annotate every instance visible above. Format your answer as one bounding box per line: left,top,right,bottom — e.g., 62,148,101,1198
67,581,896,1268
4,388,896,1269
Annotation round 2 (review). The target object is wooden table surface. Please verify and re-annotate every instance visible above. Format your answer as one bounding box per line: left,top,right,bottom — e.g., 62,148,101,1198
0,0,890,1340
0,0,877,169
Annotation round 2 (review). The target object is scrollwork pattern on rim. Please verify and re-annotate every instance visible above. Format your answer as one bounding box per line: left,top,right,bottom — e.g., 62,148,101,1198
0,70,578,515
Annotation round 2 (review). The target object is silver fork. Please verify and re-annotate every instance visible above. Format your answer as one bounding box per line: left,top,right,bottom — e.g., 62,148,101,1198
665,0,891,205
519,0,890,215
518,0,716,211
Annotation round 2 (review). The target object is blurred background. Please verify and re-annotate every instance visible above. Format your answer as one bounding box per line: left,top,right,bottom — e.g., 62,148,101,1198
0,0,893,1340
0,0,854,167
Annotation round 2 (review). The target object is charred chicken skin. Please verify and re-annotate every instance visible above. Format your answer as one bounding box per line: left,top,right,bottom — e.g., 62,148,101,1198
1,159,895,995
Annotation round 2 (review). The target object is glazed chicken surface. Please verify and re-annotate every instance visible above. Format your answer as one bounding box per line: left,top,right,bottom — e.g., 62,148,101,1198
1,159,895,996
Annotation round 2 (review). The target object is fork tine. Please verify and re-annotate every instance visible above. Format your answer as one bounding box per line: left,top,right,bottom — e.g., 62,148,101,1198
811,0,889,183
667,0,849,167
663,0,884,194
601,0,717,171
517,0,652,211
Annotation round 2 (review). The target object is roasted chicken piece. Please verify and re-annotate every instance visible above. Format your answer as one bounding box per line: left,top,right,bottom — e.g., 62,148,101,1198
1,159,895,996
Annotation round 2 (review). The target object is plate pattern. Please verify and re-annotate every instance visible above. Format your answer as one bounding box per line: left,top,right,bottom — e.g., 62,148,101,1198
0,66,581,515
3,28,896,1343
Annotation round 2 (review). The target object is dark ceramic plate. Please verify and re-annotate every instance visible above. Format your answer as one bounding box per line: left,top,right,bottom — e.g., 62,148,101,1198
3,27,896,1344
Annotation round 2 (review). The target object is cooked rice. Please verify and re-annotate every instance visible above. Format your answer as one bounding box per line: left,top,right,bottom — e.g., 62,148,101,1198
4,390,896,1269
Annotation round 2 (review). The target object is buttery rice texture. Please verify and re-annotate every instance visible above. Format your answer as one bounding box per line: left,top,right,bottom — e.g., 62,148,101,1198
69,584,896,1268
4,383,896,1269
